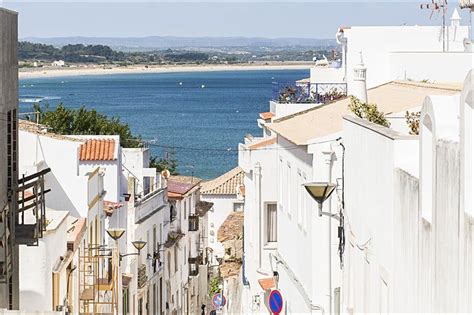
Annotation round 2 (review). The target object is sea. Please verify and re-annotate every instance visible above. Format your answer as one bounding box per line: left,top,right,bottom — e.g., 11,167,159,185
19,69,308,179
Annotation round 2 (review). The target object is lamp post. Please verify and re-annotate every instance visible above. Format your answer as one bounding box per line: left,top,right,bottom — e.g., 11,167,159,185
304,182,337,218
304,182,337,315
106,228,147,315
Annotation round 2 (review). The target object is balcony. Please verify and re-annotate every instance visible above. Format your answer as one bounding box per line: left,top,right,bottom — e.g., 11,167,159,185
271,82,347,104
188,255,202,277
164,219,184,248
16,168,51,246
134,188,166,224
137,264,147,289
188,215,199,232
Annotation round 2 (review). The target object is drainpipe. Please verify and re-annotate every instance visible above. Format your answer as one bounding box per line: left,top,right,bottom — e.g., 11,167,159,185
335,29,348,82
254,163,262,269
322,149,334,315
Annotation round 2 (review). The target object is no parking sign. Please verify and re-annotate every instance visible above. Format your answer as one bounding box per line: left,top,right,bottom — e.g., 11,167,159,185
268,289,283,315
212,292,226,309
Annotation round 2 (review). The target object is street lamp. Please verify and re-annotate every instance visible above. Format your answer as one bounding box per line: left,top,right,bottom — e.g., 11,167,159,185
303,182,338,219
303,181,338,315
106,228,126,241
131,240,147,252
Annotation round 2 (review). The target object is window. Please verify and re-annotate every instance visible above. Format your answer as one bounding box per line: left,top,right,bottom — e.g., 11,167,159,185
297,170,303,225
303,172,308,229
167,252,172,277
233,202,244,212
266,203,277,243
147,231,150,257
153,225,157,254
153,284,157,315
183,200,187,218
174,247,178,273
278,157,283,210
287,162,291,215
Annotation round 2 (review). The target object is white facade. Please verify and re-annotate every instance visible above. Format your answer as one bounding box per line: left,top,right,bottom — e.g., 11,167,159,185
201,167,244,265
341,69,473,312
19,209,68,311
165,178,210,315
17,124,173,314
240,19,473,314
337,22,472,91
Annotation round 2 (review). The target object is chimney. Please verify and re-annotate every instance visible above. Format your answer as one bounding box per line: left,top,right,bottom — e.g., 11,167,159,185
352,52,368,103
451,8,461,28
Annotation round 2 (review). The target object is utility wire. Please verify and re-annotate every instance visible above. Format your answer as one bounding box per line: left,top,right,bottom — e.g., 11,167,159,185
119,137,340,153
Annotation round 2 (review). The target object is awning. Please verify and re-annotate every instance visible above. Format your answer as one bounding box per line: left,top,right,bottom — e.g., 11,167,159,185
195,201,213,217
258,277,276,291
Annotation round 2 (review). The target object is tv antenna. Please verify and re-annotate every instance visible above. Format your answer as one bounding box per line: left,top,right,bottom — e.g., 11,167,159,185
420,0,449,51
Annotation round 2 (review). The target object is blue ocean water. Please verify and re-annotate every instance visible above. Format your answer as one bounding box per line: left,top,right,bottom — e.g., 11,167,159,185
19,69,308,179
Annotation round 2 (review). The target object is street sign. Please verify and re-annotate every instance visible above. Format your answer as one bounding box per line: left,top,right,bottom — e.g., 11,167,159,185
268,289,283,315
212,293,226,309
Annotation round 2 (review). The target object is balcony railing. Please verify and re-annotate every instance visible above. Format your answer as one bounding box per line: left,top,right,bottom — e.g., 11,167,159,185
137,264,147,289
271,82,347,104
188,256,201,277
16,168,51,246
188,215,199,232
134,188,166,224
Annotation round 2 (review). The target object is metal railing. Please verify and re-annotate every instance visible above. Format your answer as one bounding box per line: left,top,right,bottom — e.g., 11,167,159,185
137,264,147,289
271,82,347,104
188,215,199,232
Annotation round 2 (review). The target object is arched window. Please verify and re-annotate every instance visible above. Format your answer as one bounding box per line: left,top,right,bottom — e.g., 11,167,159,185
167,252,172,278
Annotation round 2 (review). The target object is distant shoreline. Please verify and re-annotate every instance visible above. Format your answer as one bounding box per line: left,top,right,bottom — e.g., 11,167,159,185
19,63,313,79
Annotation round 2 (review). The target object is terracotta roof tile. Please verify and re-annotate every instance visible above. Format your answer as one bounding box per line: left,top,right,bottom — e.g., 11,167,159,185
79,139,116,161
201,167,244,195
259,112,275,120
103,200,123,217
258,277,276,291
167,176,201,196
220,261,242,278
217,211,244,242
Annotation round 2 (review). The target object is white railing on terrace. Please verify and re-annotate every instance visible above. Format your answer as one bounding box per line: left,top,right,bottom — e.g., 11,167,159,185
134,188,166,224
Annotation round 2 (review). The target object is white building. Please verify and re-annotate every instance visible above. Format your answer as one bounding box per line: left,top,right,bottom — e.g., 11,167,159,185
240,28,466,312
17,121,170,314
201,166,245,265
341,69,473,312
308,9,472,98
334,10,471,91
165,176,211,315
18,208,86,312
51,60,65,67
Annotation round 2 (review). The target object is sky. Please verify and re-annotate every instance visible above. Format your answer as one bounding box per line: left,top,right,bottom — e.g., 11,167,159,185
0,1,470,39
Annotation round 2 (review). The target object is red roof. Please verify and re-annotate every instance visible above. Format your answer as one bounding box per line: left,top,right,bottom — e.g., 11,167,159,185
103,200,123,216
167,176,201,196
258,277,276,291
79,139,116,161
259,112,275,120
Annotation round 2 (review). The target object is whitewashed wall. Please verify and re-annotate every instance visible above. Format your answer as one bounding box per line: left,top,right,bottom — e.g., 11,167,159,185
342,25,470,90
389,52,474,83
19,131,88,217
240,140,278,313
202,194,241,263
19,212,68,311
342,115,472,312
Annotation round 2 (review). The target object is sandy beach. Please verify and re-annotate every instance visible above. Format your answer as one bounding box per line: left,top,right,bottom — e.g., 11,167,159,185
19,62,313,79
